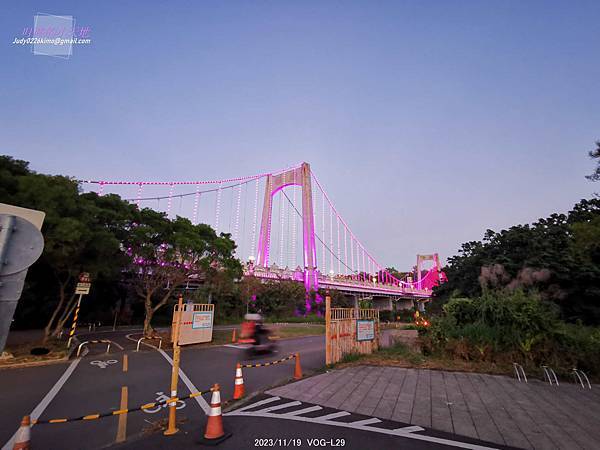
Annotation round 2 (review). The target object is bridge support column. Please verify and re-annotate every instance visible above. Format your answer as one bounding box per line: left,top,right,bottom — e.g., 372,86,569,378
372,296,393,312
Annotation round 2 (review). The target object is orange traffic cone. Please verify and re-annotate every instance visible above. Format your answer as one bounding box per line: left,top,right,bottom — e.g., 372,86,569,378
233,363,245,400
13,416,30,450
294,352,303,380
231,328,237,343
200,384,231,445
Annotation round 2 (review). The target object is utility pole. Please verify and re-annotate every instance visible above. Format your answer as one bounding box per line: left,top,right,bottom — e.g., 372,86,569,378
165,293,184,435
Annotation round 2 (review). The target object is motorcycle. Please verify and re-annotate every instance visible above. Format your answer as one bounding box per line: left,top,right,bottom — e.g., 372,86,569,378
238,314,278,358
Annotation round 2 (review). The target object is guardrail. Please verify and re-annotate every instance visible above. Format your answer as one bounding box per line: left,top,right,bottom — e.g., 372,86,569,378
136,336,163,352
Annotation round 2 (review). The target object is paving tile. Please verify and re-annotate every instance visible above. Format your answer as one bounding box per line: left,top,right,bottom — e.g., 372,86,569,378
430,370,453,434
443,371,478,440
470,374,531,450
391,368,417,424
267,365,600,450
492,376,566,449
409,369,432,428
453,372,504,445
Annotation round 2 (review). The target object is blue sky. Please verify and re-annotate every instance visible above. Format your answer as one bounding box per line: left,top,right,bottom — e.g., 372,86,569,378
1,1,599,270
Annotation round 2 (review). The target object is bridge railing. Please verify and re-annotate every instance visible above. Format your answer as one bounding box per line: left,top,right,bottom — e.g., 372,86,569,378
243,264,433,297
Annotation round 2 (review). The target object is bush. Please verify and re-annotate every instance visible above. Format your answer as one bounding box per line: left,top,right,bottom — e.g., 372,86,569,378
421,289,600,376
379,310,394,322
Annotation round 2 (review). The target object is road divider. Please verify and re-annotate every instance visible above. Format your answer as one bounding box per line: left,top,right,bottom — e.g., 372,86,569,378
76,339,124,357
236,352,302,394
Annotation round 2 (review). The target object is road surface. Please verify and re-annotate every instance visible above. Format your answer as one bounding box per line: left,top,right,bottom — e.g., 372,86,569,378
1,329,514,449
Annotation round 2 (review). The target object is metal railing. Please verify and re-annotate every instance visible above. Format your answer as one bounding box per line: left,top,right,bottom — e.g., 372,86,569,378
542,365,559,386
512,363,528,383
136,336,163,352
76,339,123,357
572,368,592,389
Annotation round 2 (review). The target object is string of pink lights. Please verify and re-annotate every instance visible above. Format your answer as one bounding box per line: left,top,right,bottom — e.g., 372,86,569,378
80,164,433,287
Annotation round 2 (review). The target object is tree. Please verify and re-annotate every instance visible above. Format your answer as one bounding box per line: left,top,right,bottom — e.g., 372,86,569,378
0,156,139,342
435,198,600,325
125,210,240,336
586,141,600,181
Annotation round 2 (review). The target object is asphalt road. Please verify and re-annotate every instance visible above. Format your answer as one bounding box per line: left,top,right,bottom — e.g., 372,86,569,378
0,329,325,450
1,329,513,450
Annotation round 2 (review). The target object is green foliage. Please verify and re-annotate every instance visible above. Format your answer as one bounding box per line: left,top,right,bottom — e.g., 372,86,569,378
339,352,363,363
379,341,425,365
422,289,600,375
435,198,600,325
585,141,600,182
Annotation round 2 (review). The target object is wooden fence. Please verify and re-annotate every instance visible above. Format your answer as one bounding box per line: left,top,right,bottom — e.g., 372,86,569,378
325,297,379,364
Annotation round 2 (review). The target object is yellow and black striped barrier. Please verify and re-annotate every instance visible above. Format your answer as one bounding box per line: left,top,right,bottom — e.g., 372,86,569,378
32,388,212,425
240,353,296,368
239,353,302,380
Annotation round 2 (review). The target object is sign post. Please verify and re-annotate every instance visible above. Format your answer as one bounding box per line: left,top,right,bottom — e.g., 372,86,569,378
67,273,91,348
165,293,184,436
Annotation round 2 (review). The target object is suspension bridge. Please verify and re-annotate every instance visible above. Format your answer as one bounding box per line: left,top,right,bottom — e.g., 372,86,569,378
80,162,446,310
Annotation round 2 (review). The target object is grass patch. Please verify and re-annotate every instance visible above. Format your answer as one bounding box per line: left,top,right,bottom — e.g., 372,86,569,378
271,325,325,339
0,339,68,366
378,342,425,365
265,315,325,324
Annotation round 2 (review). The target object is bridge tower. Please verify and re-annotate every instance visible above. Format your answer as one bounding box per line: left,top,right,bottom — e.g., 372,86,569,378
256,162,319,292
416,253,442,285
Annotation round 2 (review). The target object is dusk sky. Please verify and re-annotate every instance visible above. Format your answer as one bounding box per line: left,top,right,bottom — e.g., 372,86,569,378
1,1,599,270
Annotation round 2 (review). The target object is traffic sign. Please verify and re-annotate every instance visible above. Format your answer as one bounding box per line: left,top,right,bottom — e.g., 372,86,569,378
75,283,91,295
75,272,92,295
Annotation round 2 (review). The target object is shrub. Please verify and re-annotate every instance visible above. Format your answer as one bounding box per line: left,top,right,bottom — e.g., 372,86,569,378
422,289,600,376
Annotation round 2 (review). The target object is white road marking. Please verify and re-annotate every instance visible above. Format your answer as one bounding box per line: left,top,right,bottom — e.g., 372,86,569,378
223,344,251,349
156,348,210,414
349,417,381,426
395,426,425,433
2,358,81,450
319,411,350,420
317,411,351,420
90,359,118,369
234,396,281,413
226,398,500,450
284,405,322,416
260,401,302,413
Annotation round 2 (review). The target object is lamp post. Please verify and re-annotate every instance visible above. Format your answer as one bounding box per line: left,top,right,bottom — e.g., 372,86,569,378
247,256,255,314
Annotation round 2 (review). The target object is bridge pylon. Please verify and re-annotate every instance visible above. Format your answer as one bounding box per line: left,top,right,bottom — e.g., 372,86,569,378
256,162,319,292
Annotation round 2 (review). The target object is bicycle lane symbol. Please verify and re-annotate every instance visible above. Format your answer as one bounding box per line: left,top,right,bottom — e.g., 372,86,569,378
90,360,118,369
143,392,187,414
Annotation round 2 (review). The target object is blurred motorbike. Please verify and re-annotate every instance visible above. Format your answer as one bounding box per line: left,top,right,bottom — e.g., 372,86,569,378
238,313,278,358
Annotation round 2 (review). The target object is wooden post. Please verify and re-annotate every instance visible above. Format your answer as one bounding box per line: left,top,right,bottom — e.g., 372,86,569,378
325,294,331,365
164,293,184,436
